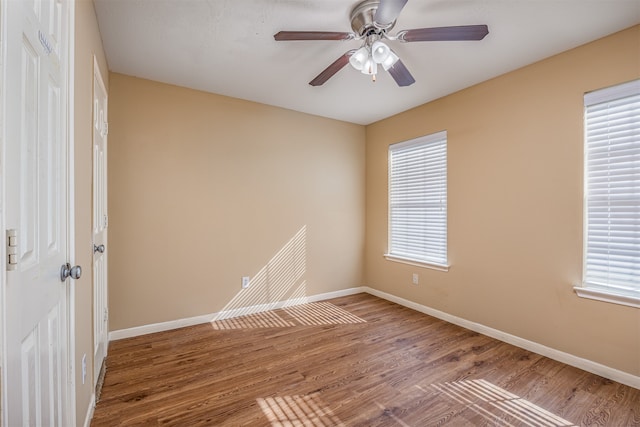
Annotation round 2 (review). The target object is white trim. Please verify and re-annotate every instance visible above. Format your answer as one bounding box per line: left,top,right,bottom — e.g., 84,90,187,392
108,287,366,341
0,0,6,424
383,254,450,272
82,393,95,427
364,287,640,390
66,0,77,425
574,286,640,309
109,313,219,342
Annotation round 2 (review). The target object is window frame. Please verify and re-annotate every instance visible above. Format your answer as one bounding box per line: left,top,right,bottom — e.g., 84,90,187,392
384,130,449,272
575,79,640,309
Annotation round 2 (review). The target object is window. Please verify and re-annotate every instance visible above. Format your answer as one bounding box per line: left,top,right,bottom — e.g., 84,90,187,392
576,79,640,308
385,131,448,271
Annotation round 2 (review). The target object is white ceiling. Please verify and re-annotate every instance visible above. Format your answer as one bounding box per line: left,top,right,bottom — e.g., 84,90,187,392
94,0,640,125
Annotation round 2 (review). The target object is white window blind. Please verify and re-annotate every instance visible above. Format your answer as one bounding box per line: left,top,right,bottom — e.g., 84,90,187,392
582,79,640,306
387,131,448,269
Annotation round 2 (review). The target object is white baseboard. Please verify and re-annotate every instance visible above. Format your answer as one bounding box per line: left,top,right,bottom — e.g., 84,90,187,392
108,287,366,341
107,285,639,390
363,287,640,390
82,393,95,427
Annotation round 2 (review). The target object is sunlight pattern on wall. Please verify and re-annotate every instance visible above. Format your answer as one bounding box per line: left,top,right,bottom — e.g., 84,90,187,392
257,394,345,427
430,379,575,426
210,302,366,330
248,226,306,305
213,226,307,321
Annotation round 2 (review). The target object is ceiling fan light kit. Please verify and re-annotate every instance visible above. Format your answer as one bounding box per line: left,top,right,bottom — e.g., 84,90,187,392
274,0,489,87
349,39,397,79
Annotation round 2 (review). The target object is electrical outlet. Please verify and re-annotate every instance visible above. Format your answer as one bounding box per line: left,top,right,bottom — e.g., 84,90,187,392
82,354,87,385
412,273,419,285
241,276,250,289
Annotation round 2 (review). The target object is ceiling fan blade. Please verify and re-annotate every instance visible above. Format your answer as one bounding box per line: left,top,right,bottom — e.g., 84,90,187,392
397,25,489,42
274,31,354,41
309,50,355,86
374,0,408,27
387,59,415,87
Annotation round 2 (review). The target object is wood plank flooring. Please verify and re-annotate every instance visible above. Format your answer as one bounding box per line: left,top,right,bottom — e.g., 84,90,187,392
91,294,640,426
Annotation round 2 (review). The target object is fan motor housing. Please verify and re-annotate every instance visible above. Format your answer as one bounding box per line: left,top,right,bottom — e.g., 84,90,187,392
350,0,396,36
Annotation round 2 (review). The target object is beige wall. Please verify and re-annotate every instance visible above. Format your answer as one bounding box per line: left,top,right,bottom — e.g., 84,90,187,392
74,0,109,423
365,25,640,376
107,73,366,331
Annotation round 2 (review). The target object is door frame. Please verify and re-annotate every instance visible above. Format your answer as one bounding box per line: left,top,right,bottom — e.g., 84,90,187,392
67,1,77,423
0,0,77,424
0,0,5,423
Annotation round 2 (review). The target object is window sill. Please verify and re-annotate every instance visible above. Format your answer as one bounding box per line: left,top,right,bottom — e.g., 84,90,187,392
573,286,640,309
384,254,450,272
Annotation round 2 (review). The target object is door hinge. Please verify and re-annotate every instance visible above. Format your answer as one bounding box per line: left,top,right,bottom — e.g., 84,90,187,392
103,214,108,228
6,229,17,271
104,308,108,322
102,121,109,137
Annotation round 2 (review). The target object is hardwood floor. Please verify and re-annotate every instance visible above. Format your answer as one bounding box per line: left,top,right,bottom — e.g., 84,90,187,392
91,294,640,426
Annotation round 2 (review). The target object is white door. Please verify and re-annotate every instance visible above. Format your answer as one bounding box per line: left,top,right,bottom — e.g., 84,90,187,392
3,0,72,425
92,57,109,385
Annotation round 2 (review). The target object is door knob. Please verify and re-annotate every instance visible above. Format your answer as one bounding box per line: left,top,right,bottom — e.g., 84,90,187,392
94,244,105,253
70,265,82,279
60,263,82,281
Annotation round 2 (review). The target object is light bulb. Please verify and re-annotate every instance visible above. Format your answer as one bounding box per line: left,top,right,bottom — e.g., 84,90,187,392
371,40,391,64
381,50,399,71
349,46,369,71
360,56,377,75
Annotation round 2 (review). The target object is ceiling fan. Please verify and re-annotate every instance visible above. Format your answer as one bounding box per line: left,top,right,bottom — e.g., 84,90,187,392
274,0,489,87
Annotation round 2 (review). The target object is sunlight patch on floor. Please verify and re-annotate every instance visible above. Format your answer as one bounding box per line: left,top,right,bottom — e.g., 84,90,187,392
211,310,295,330
257,393,345,427
284,302,366,326
430,379,575,427
211,302,366,330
